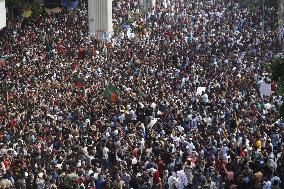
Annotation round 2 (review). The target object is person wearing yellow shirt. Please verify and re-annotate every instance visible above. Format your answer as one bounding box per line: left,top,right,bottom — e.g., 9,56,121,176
256,140,261,149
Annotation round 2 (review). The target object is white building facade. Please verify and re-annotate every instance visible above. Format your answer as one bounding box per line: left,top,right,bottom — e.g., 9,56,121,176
0,0,6,30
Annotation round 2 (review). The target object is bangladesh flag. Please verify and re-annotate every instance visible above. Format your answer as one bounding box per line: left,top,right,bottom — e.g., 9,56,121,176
76,80,84,89
10,117,17,127
135,87,146,97
103,87,119,103
0,56,7,69
74,77,85,89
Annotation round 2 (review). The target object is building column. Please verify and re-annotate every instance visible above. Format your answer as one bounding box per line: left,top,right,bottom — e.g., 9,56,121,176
0,0,6,30
88,0,113,41
141,0,156,11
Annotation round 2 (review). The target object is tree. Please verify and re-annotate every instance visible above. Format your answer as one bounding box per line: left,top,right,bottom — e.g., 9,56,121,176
269,55,284,119
43,0,61,8
6,0,45,17
240,0,278,14
6,0,37,9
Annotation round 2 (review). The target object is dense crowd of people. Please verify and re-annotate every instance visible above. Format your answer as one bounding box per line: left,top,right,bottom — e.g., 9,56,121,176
0,0,283,188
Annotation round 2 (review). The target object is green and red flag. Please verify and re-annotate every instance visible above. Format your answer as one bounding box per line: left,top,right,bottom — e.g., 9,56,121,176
74,78,85,89
103,87,119,103
136,87,146,97
76,80,84,89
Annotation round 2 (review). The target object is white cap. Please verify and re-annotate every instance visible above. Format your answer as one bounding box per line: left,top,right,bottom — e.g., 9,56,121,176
38,172,44,178
148,168,157,172
132,157,138,165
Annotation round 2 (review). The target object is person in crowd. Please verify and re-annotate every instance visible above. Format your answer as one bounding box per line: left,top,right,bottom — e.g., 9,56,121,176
0,0,283,188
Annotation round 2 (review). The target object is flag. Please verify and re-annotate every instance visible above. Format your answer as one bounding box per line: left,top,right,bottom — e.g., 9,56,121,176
103,87,118,103
7,91,13,101
10,117,17,127
76,81,84,89
22,9,32,18
0,56,7,69
136,87,146,97
71,63,78,70
75,78,84,89
0,60,5,68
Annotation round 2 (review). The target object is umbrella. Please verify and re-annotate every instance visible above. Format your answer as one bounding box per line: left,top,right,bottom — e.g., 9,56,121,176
61,0,79,10
121,23,131,30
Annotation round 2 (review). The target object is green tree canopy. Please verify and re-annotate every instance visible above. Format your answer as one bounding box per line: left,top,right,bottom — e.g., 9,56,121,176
269,55,284,119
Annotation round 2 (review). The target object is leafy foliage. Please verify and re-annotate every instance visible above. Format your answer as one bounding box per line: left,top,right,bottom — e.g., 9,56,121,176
270,56,284,87
240,0,277,10
6,0,45,17
269,56,284,119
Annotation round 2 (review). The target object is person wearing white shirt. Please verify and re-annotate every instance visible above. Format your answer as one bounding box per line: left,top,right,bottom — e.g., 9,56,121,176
271,175,281,188
263,180,271,189
187,139,195,154
168,172,178,189
221,144,229,159
203,93,209,103
207,176,217,189
102,146,109,169
129,109,137,121
177,169,188,189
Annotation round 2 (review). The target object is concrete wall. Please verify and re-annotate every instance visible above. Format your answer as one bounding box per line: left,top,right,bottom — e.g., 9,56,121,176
0,0,6,30
88,0,113,41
